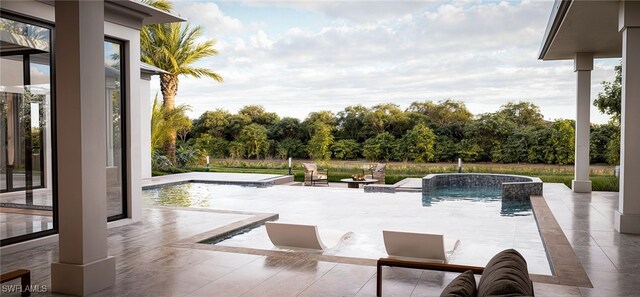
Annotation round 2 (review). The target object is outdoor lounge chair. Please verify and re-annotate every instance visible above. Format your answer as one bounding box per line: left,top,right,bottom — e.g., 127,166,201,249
265,222,351,251
376,249,534,297
382,230,459,263
366,163,387,184
303,163,329,186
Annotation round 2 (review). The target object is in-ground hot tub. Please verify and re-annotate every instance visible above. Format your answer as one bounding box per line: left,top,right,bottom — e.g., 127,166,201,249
422,173,543,201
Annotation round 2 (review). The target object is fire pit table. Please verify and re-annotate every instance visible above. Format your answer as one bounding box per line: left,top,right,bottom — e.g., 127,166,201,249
339,178,378,189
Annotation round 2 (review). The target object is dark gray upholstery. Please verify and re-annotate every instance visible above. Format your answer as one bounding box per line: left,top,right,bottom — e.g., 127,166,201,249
440,270,477,297
477,249,534,297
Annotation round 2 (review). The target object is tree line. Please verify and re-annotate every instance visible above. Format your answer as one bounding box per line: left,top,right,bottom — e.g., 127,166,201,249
151,99,620,169
139,0,621,170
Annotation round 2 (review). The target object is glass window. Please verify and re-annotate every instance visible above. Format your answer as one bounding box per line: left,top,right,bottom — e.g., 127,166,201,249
1,15,55,245
104,39,126,220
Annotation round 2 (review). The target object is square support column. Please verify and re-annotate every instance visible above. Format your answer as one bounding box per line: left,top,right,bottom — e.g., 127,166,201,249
51,0,116,295
572,52,593,193
616,2,640,234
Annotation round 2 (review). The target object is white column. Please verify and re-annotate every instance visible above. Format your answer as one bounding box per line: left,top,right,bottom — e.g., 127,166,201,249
51,0,116,295
616,1,640,234
572,52,593,193
140,77,152,179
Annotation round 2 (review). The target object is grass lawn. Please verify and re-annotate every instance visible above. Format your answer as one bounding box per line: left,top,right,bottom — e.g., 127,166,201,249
154,159,620,192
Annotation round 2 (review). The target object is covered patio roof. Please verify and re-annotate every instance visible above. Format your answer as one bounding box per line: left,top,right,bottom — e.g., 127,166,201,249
539,0,622,60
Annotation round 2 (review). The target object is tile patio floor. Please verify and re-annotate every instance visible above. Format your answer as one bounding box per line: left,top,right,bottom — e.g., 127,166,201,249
1,183,640,296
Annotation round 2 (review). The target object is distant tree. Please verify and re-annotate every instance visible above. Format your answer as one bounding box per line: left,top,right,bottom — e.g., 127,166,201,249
363,132,398,161
606,131,621,165
407,99,473,126
238,123,269,159
466,112,515,161
275,138,306,159
269,117,304,141
192,109,231,138
224,114,252,140
364,103,410,138
227,141,245,159
590,124,617,164
497,101,545,127
400,123,436,162
336,105,372,142
434,135,458,162
527,127,553,164
547,120,575,165
305,111,336,127
307,123,334,161
492,127,531,163
457,139,483,162
238,105,279,127
331,139,361,160
594,63,622,165
594,64,622,124
193,134,228,158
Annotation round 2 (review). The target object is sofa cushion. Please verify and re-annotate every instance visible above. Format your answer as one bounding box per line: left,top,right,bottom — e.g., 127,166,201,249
477,249,534,297
440,270,477,297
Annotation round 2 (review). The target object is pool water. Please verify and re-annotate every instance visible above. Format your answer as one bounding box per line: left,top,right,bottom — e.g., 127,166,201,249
143,183,551,275
423,186,533,217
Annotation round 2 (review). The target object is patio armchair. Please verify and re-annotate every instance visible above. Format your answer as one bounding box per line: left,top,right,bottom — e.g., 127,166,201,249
366,163,387,184
303,163,329,186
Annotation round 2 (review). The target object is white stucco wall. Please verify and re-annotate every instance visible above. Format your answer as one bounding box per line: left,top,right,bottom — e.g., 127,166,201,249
140,77,152,179
2,0,144,221
104,21,142,221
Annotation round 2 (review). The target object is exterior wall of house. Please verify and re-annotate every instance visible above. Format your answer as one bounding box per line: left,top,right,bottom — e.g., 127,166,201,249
105,21,143,221
1,0,144,222
140,76,152,179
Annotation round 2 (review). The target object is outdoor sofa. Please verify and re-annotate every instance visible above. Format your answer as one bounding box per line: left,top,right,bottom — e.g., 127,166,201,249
377,249,534,297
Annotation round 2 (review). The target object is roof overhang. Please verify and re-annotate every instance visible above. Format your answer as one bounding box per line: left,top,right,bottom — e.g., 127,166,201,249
105,0,185,25
539,0,622,61
140,62,169,75
34,0,185,26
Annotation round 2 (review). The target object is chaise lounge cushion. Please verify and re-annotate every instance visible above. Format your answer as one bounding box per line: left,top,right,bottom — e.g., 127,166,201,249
440,270,477,297
477,249,534,297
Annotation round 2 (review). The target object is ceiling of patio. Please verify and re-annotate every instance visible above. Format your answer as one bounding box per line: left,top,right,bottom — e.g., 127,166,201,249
540,0,622,61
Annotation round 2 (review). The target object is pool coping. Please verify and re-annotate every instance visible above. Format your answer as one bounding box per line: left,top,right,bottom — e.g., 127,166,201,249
148,179,591,288
142,172,294,190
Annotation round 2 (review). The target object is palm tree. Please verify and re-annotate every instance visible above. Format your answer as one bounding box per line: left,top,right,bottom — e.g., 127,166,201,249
141,0,223,159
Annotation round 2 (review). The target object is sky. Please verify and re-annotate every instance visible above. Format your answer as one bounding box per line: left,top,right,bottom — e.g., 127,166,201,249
151,0,620,124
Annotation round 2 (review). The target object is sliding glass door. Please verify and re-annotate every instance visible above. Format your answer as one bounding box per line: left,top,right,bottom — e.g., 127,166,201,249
0,14,56,244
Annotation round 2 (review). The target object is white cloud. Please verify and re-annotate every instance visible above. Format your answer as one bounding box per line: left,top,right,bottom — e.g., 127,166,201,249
249,30,274,49
154,0,619,124
174,2,244,34
241,0,437,23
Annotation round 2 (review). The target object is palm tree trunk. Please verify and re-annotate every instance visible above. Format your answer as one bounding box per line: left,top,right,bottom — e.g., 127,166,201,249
160,73,179,161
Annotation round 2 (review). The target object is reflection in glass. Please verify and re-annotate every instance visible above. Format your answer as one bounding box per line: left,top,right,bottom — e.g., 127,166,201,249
104,40,126,219
0,16,53,243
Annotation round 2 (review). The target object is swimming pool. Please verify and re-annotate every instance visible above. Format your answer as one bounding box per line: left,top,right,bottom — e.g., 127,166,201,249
143,183,551,275
422,186,533,216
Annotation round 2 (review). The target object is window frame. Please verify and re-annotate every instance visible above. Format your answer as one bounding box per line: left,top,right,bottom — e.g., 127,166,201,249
0,10,58,246
104,37,128,222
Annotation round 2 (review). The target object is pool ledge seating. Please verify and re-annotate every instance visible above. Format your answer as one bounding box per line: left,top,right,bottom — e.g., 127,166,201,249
265,222,352,251
382,230,459,263
377,249,534,297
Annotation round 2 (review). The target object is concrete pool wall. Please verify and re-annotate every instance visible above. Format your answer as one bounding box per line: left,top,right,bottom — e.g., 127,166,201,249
422,173,543,201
